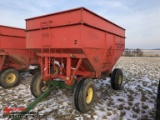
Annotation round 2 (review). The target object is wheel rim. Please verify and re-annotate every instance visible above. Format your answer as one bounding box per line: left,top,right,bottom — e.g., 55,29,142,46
118,75,122,84
54,67,59,74
40,81,48,92
86,87,93,104
5,73,16,84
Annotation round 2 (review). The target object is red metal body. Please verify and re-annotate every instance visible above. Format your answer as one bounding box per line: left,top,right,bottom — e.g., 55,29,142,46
25,7,125,85
0,25,38,71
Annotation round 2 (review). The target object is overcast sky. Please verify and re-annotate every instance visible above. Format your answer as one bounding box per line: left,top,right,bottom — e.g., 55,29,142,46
0,0,160,49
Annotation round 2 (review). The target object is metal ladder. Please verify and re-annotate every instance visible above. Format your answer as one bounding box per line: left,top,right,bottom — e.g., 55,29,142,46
40,21,52,77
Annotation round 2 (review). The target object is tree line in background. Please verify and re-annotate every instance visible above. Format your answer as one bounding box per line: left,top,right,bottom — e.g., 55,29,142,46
123,48,143,57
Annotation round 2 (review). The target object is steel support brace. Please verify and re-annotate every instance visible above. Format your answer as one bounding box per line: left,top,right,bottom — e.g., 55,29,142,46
0,55,6,71
37,53,86,58
38,57,44,74
66,58,71,79
44,57,49,78
65,58,83,85
71,58,83,79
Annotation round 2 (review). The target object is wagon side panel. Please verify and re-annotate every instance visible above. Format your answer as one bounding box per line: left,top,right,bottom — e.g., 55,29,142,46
26,25,82,49
82,9,125,37
101,33,125,73
0,36,26,49
0,25,26,49
3,49,38,67
26,9,82,30
0,25,25,37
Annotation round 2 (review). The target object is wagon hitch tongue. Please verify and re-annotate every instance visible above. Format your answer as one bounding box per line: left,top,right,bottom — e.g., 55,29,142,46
12,80,75,120
12,83,57,120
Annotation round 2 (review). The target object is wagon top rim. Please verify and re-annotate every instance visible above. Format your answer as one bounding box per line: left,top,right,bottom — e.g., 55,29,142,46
0,25,25,30
25,7,125,31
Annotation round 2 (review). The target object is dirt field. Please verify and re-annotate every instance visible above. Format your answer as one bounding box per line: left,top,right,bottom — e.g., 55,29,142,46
143,50,160,57
0,57,160,120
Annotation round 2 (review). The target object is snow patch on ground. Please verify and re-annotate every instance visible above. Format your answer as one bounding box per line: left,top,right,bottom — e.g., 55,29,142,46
0,57,159,119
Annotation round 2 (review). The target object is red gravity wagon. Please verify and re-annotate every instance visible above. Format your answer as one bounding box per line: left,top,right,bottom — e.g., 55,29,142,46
0,25,38,88
26,7,125,112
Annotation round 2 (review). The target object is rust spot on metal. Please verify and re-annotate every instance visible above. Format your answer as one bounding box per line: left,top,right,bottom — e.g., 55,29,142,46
93,56,99,63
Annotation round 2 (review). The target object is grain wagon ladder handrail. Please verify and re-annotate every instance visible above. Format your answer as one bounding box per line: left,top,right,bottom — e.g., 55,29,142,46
40,20,52,79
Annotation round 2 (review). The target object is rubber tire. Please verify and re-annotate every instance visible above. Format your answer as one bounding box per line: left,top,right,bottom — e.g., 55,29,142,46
111,68,123,90
156,80,160,119
0,68,20,88
30,74,48,98
73,78,96,113
30,74,40,98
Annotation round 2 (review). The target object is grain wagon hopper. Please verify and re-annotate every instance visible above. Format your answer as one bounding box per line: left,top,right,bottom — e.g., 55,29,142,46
0,25,38,88
25,7,125,113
